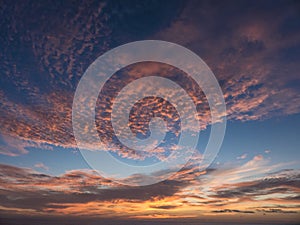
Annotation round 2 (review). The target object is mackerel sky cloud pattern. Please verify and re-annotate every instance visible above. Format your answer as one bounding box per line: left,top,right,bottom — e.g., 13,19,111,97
0,0,299,224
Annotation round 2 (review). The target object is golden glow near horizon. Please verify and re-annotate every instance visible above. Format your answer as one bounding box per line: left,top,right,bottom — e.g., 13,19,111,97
0,155,299,222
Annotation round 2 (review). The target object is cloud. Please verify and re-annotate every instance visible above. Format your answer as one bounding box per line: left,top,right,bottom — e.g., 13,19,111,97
149,205,178,210
0,156,299,219
237,153,247,160
0,133,53,157
1,0,300,160
212,209,254,214
206,158,300,200
1,0,300,223
0,2,189,159
154,0,300,121
34,163,49,171
265,149,271,154
256,208,297,214
0,164,188,215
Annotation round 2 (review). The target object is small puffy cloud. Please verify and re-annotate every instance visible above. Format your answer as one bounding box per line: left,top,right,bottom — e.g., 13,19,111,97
237,153,248,160
34,163,49,171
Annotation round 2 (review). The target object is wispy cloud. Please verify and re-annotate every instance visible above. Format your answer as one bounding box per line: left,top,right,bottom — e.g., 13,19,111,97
34,163,49,171
237,153,248,160
0,154,299,220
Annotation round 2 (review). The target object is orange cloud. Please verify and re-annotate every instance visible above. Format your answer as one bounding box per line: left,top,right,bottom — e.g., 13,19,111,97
0,154,299,221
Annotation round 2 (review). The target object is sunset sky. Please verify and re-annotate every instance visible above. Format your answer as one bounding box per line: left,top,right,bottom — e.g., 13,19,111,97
0,0,300,224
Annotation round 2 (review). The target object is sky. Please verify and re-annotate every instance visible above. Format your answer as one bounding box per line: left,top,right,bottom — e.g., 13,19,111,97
0,0,300,224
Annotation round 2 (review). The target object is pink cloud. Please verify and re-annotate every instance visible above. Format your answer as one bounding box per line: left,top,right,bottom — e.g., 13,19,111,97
34,163,49,171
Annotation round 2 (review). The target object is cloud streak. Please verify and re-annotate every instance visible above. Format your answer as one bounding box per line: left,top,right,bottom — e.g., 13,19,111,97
0,155,299,220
